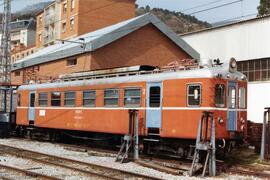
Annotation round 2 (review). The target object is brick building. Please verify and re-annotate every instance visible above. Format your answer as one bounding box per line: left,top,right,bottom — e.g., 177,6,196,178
11,13,199,85
36,0,136,49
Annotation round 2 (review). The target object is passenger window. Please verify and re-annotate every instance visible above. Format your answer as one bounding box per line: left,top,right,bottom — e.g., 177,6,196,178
83,90,96,107
187,84,201,106
104,89,119,106
64,91,75,106
239,87,246,109
39,93,48,107
229,87,236,108
51,92,61,106
124,88,141,107
215,84,225,107
149,87,161,107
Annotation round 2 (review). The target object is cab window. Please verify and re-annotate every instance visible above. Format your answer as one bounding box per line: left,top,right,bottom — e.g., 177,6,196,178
215,84,225,107
187,84,201,106
239,87,246,109
228,87,236,108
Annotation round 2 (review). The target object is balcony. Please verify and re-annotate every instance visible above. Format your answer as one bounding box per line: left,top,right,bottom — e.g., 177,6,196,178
44,33,55,45
44,15,56,26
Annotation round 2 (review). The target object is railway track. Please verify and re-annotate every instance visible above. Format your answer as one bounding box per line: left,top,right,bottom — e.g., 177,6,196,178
0,164,60,180
0,144,161,180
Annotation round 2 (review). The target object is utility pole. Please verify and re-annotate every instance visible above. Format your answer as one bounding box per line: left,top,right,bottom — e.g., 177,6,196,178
0,0,11,112
0,0,11,84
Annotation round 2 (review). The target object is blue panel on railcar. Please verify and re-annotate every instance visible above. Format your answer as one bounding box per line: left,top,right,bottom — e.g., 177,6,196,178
146,82,162,128
227,81,237,131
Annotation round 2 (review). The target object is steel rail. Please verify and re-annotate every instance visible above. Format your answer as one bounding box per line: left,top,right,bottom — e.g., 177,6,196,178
0,164,61,180
0,144,161,180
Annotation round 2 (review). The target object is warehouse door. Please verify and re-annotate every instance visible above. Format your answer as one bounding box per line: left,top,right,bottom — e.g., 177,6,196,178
28,91,36,122
146,82,162,128
227,82,237,131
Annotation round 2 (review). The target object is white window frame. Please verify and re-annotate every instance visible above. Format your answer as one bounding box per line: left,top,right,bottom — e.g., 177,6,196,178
124,88,141,107
187,84,202,107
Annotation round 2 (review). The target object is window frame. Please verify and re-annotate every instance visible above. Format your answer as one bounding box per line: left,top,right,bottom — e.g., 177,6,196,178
17,93,21,107
239,87,246,109
83,90,96,107
71,0,75,10
187,83,202,107
62,22,66,33
38,92,48,107
70,17,75,30
64,91,76,107
228,86,237,109
124,88,141,107
215,84,225,108
51,91,61,107
63,2,67,13
15,71,20,76
104,89,119,107
66,58,77,66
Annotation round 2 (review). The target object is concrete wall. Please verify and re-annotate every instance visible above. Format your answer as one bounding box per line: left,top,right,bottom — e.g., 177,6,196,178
182,17,270,62
248,82,270,123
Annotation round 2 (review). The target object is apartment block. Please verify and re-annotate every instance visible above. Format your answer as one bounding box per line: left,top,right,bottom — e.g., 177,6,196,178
36,0,136,48
0,18,36,51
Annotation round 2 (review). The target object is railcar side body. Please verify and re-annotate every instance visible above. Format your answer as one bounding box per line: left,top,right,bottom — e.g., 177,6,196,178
16,65,247,143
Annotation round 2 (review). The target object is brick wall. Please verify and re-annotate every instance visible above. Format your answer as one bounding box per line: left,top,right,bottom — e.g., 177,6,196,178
91,24,191,69
77,0,135,35
36,12,44,49
11,24,192,85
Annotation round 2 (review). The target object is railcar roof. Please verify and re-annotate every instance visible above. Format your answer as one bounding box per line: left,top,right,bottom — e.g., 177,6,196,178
18,66,245,91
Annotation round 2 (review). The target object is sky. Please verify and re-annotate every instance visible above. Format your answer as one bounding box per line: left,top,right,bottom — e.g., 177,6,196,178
8,0,261,24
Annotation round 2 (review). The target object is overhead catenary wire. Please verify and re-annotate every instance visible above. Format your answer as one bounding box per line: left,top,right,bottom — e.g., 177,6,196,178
180,0,225,12
188,0,243,15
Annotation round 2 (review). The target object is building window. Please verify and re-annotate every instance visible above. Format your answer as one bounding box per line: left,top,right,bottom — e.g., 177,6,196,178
51,92,61,106
62,22,66,33
66,58,77,66
63,2,67,13
71,0,75,10
124,88,141,107
215,84,225,108
39,33,42,42
83,90,96,107
39,93,48,107
15,71,20,76
237,58,270,82
39,16,42,25
104,89,119,106
187,84,201,106
239,87,246,109
64,91,75,106
70,17,75,31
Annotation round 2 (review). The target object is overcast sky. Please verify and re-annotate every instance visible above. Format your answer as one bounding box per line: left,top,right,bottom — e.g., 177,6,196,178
8,0,260,23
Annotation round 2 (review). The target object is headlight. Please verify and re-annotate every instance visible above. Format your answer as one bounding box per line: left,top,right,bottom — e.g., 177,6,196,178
218,116,224,124
229,57,237,73
240,117,245,124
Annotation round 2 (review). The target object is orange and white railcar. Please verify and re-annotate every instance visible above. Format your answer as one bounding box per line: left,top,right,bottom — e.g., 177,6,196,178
16,60,247,154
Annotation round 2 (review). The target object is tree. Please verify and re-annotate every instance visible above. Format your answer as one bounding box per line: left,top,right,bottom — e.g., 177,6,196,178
257,0,270,16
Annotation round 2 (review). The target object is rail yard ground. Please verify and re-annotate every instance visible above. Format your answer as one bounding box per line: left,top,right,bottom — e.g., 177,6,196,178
0,138,269,179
